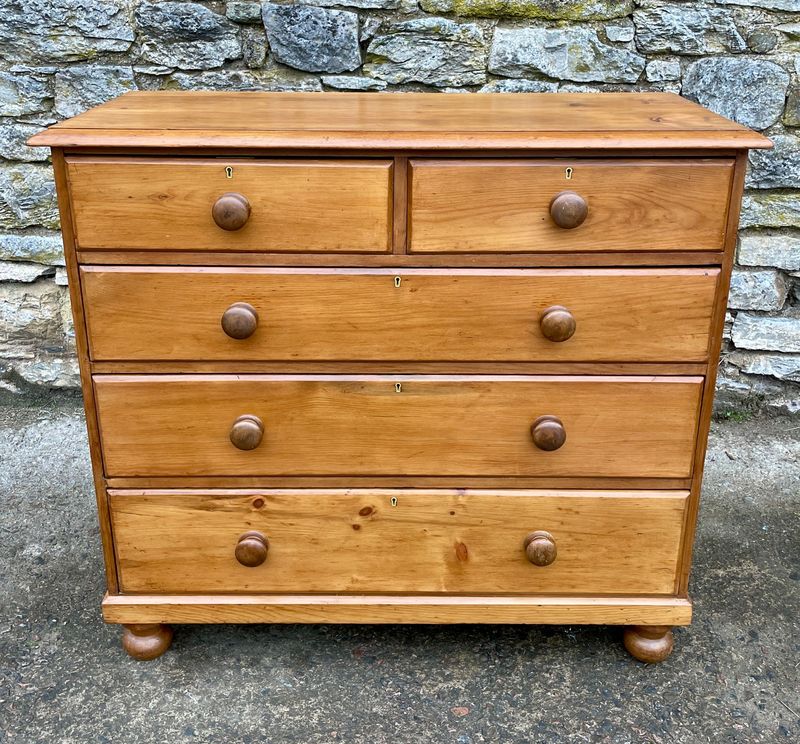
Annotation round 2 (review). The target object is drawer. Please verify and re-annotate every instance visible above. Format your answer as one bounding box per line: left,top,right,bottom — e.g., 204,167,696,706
94,375,702,478
82,267,719,363
409,159,733,253
109,489,688,595
66,157,393,252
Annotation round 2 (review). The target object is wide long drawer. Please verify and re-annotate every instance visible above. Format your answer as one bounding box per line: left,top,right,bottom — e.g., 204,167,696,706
81,267,719,363
109,489,688,595
94,375,703,478
66,157,393,252
409,158,733,252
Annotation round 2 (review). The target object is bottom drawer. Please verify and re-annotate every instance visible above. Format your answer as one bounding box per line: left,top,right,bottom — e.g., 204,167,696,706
110,489,687,596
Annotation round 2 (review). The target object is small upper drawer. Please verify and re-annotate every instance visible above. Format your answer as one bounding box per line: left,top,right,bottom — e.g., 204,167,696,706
81,267,719,363
408,159,734,253
66,157,393,253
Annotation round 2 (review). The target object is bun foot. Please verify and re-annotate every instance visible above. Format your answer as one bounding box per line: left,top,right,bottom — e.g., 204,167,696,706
623,625,674,663
121,623,173,660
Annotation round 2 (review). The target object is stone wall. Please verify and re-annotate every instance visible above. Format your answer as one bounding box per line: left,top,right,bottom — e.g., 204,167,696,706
0,0,798,413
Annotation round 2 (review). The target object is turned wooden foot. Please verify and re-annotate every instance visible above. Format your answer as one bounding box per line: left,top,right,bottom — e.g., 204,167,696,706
121,624,173,660
623,625,674,663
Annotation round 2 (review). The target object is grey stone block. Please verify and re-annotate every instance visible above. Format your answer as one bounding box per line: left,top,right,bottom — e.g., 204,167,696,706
0,122,49,162
299,0,405,7
479,79,558,93
366,17,486,87
0,0,134,63
489,26,645,83
732,313,800,352
728,351,800,381
785,86,800,127
0,165,59,231
0,280,70,360
748,134,800,189
715,0,800,9
263,4,361,74
0,72,53,118
136,1,242,70
54,66,137,119
0,233,64,265
241,26,268,69
728,269,789,310
0,261,53,283
449,0,633,19
226,1,264,23
746,29,777,53
682,57,790,130
168,69,322,92
13,354,80,389
321,75,388,91
740,193,800,229
738,233,800,271
645,58,681,82
605,23,635,43
634,5,747,55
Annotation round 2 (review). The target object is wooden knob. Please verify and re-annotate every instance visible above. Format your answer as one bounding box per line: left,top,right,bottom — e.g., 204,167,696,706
221,302,258,340
531,415,566,451
235,531,269,567
549,191,588,229
540,305,576,342
230,414,263,451
524,530,557,566
212,192,251,231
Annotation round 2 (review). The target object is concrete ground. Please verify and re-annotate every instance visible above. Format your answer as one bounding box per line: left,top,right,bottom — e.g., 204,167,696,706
0,394,797,744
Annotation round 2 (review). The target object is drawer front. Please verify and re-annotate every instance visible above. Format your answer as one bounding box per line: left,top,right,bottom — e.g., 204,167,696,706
67,157,393,252
110,489,688,595
82,267,718,363
409,159,733,253
94,375,702,478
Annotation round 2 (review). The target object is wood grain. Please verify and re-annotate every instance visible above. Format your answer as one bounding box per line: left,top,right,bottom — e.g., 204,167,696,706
104,476,694,490
93,374,703,478
678,150,750,594
75,249,727,268
102,593,693,626
66,157,393,252
29,91,771,151
80,267,719,363
409,159,733,253
51,149,119,593
89,361,709,376
109,488,687,595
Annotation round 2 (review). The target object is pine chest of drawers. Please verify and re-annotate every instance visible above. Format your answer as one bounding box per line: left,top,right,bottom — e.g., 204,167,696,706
31,92,770,662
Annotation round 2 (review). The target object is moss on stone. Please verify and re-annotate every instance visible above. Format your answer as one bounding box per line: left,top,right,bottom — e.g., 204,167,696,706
452,0,633,21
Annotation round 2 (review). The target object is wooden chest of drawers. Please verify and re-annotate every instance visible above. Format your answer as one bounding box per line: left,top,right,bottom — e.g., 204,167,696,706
31,92,769,663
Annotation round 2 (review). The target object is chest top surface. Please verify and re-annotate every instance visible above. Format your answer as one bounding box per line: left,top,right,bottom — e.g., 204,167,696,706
29,91,770,151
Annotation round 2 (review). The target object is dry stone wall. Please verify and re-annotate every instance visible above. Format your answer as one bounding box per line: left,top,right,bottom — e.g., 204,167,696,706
0,0,798,413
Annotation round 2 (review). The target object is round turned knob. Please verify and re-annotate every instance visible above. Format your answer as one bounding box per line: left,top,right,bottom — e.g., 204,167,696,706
221,302,258,340
235,531,269,567
524,530,557,566
230,414,264,451
540,305,576,343
212,192,251,231
531,415,566,452
549,191,588,229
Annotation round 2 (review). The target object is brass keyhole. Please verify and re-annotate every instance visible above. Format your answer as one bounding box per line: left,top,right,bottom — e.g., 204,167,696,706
565,167,573,180
225,166,233,179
